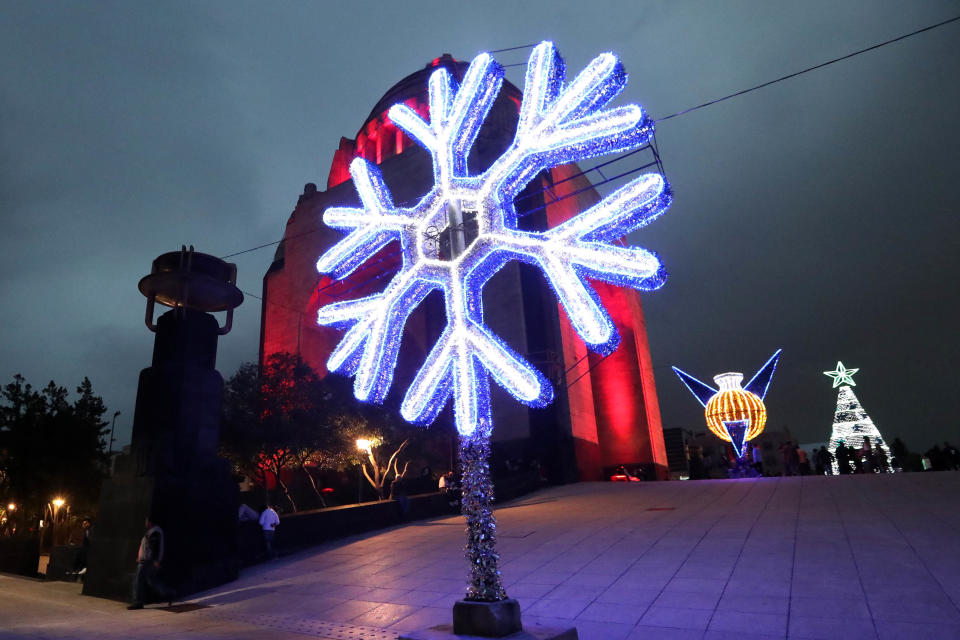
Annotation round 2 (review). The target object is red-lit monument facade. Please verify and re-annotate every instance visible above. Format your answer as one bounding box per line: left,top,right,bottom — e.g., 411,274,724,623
260,56,667,481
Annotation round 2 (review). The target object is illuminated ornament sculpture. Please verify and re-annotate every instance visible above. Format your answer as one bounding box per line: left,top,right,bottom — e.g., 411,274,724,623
672,350,781,459
824,362,894,473
315,41,672,604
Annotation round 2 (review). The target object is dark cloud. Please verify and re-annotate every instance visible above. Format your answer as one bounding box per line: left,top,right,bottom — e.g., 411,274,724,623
1,1,957,451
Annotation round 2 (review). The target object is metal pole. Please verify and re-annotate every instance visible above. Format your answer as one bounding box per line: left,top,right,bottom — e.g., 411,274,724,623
358,465,362,504
445,202,507,601
108,411,121,455
446,201,466,257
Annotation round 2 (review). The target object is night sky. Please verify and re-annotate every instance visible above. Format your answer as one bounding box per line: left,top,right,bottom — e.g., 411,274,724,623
2,2,958,452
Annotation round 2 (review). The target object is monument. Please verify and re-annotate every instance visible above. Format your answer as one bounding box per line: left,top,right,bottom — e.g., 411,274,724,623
83,246,243,601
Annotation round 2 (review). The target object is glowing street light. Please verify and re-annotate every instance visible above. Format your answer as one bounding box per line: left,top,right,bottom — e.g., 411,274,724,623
52,497,65,509
355,438,374,503
6,503,15,512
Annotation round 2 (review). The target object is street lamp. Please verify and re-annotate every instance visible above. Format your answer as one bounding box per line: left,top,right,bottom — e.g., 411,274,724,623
50,497,66,547
108,411,121,455
6,503,14,512
356,439,373,503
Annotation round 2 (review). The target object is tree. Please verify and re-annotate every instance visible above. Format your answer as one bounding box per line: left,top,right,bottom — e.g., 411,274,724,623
356,436,410,501
220,353,422,509
221,354,341,511
0,374,109,531
824,363,894,473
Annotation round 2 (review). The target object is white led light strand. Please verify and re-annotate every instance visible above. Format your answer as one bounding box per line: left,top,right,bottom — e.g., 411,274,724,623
824,363,894,473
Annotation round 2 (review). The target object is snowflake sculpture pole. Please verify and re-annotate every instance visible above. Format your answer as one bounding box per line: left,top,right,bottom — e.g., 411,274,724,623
314,42,672,607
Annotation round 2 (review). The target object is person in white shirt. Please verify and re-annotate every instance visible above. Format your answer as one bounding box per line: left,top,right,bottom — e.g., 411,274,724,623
128,517,173,609
259,504,280,560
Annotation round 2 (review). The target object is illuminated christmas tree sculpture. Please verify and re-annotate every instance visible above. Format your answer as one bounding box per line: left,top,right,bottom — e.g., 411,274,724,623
314,40,672,611
824,361,893,473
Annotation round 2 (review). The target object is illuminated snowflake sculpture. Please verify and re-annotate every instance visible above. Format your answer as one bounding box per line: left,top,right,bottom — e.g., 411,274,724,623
316,41,671,438
315,41,672,602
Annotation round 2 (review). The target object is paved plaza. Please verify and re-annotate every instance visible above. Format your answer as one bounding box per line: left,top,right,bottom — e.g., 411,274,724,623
2,473,959,640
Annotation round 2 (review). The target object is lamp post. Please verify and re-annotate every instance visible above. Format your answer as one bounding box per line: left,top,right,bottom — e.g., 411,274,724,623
108,411,121,455
356,439,372,503
51,497,65,546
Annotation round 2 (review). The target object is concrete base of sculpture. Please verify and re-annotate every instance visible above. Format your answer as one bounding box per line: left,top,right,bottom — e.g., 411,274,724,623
453,599,523,637
398,599,577,640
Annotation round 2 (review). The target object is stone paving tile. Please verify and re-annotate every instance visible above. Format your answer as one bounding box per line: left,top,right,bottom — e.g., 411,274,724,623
561,571,620,588
523,597,591,619
389,605,450,632
595,585,660,608
874,620,960,639
503,581,555,599
639,605,713,630
387,589,447,606
788,614,878,639
349,602,419,627
654,588,721,610
567,619,633,640
718,593,789,615
627,624,705,640
543,584,605,600
709,610,787,636
870,596,960,624
575,601,644,626
316,598,381,622
704,632,784,640
790,595,872,620
664,577,728,596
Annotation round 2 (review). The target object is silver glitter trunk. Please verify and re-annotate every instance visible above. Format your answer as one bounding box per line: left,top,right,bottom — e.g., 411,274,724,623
459,432,507,602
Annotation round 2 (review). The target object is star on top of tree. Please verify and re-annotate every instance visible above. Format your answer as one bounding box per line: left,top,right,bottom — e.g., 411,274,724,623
824,361,858,388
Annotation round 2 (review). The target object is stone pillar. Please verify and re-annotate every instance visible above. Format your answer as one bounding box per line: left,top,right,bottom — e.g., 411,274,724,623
84,248,242,601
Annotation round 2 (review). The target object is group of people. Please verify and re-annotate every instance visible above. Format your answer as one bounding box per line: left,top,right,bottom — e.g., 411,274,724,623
922,442,960,471
828,437,891,474
776,441,810,476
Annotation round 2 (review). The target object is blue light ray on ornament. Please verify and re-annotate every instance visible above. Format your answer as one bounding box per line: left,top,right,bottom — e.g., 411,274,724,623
671,366,717,407
723,420,750,458
744,349,783,400
315,41,672,437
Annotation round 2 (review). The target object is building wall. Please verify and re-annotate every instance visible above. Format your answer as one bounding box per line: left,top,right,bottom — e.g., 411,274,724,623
543,164,667,480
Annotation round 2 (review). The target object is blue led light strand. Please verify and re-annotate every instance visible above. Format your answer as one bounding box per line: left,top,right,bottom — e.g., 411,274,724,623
316,41,672,442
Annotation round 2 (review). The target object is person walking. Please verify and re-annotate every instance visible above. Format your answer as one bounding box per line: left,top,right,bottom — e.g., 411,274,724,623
836,442,852,475
873,445,888,473
818,446,834,475
780,441,799,476
259,504,280,560
891,437,908,470
751,444,763,475
944,442,960,470
797,447,810,475
812,448,823,476
860,437,874,474
128,517,173,609
390,475,410,518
